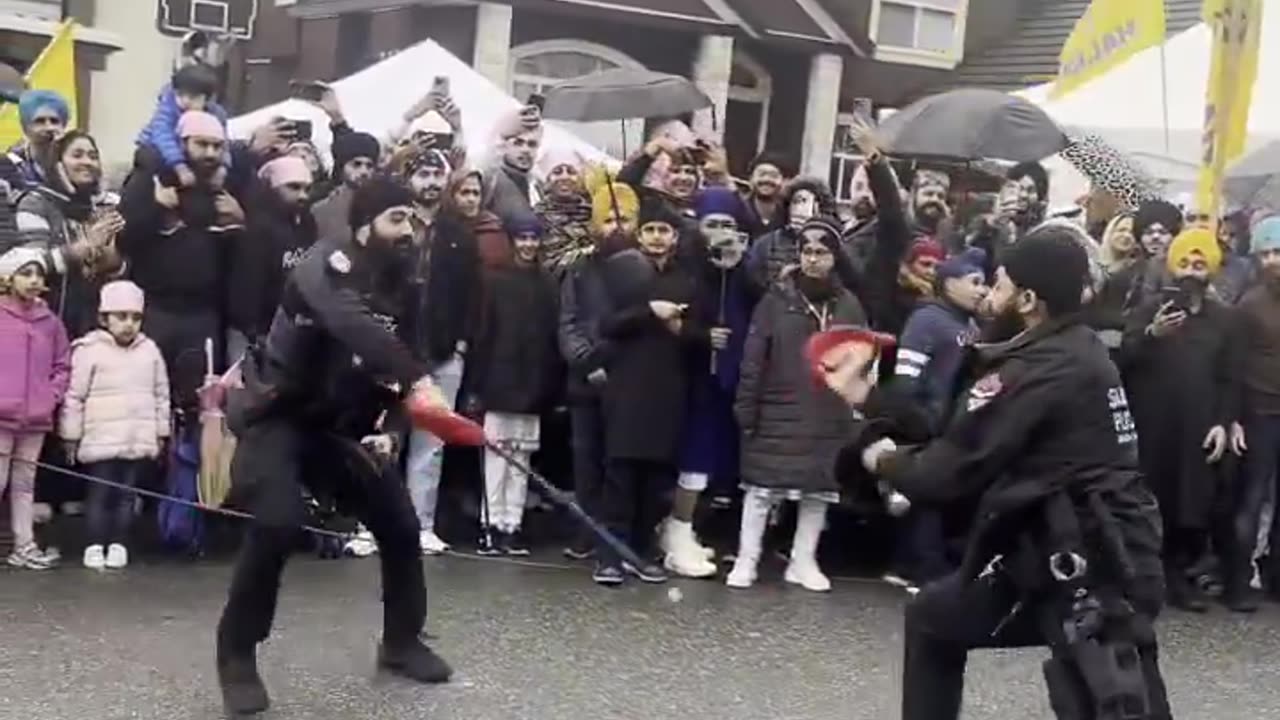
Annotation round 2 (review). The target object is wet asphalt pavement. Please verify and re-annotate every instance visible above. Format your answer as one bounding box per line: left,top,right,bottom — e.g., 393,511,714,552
1,552,1277,720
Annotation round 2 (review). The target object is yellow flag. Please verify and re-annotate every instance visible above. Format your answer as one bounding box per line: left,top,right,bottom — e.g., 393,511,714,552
1052,0,1166,99
0,20,79,150
1196,0,1263,216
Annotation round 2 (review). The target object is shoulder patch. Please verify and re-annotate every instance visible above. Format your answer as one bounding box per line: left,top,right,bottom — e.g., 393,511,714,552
328,250,352,274
966,372,1003,412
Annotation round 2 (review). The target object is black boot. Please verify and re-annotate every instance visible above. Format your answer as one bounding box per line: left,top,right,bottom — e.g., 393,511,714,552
217,645,270,715
378,638,453,683
1167,570,1209,613
1222,559,1260,613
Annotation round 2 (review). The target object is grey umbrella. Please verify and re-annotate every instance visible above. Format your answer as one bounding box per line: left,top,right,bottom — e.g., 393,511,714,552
542,69,711,123
1226,139,1280,209
879,89,1068,163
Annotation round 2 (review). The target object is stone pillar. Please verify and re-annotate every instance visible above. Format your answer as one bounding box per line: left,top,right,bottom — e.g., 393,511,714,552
690,34,733,142
473,2,513,90
800,53,843,181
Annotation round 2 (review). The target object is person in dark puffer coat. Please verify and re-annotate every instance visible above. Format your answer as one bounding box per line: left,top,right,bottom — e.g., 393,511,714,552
729,217,865,593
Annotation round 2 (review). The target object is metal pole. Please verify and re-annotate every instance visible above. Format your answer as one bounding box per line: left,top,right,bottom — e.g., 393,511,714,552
1159,42,1171,155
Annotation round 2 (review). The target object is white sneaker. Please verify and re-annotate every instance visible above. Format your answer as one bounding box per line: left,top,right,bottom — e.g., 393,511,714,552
104,544,128,569
419,529,449,555
725,557,759,589
785,560,831,592
662,520,717,578
7,543,53,570
83,544,106,570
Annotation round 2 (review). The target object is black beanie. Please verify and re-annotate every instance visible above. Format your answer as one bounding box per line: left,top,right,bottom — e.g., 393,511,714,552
348,175,414,230
332,131,381,172
1000,226,1089,316
1133,199,1183,242
799,216,843,251
638,196,683,231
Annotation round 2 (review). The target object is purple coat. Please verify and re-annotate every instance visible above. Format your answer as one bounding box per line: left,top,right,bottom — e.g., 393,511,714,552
0,297,71,433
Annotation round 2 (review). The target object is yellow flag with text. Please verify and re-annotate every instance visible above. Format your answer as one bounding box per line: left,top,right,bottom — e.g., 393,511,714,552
0,21,79,150
1196,0,1263,215
1052,0,1166,99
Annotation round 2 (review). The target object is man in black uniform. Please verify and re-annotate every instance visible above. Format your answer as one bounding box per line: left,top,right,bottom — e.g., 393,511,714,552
824,227,1171,720
216,177,453,715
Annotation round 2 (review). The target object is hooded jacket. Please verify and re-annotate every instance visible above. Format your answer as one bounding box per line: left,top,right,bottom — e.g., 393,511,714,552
0,296,71,432
736,275,866,493
60,329,171,463
229,185,319,339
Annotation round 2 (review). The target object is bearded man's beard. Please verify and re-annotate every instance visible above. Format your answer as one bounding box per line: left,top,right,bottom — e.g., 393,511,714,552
981,303,1027,344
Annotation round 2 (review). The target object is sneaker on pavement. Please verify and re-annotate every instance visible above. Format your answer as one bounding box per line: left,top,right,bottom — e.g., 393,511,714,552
476,530,501,556
377,639,453,684
83,544,106,570
563,540,595,561
419,529,449,555
622,560,669,584
504,529,531,557
7,543,53,570
105,543,129,569
592,561,625,586
785,561,832,592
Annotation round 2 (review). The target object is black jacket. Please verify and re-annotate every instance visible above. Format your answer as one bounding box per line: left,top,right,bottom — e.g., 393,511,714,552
868,318,1164,591
117,165,239,312
558,251,615,401
599,257,704,463
860,157,921,336
399,214,482,368
470,263,562,414
253,235,426,432
1119,296,1241,529
228,186,318,339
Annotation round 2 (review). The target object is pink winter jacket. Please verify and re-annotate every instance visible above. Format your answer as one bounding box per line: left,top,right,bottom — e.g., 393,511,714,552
60,330,171,463
0,296,71,433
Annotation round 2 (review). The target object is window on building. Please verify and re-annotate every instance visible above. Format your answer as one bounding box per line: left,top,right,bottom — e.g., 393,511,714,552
509,40,646,159
871,0,967,63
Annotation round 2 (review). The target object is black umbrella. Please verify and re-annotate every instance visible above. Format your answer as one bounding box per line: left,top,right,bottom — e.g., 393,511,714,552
879,89,1068,163
1226,139,1280,209
542,68,711,123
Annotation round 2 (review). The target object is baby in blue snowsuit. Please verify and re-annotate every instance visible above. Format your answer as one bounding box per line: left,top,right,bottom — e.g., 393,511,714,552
136,63,230,189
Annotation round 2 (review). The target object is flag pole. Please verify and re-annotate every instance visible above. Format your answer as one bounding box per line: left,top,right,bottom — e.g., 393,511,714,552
1159,41,1171,154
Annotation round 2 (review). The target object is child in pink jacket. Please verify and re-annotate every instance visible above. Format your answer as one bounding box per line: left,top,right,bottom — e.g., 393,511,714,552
61,281,171,570
0,247,71,570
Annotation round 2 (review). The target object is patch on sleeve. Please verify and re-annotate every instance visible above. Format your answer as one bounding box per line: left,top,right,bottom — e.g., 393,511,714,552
966,372,1003,412
327,250,352,274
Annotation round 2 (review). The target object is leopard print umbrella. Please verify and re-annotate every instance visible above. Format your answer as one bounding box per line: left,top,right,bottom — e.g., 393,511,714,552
1061,134,1163,211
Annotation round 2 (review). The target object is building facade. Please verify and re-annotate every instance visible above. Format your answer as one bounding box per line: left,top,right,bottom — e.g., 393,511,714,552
228,0,1037,196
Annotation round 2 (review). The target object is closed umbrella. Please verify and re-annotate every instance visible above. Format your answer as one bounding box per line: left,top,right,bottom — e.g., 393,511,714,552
197,339,239,509
542,69,711,123
879,89,1068,162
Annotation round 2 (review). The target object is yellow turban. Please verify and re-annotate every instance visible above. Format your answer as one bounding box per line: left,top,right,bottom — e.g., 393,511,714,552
1166,228,1222,275
590,182,639,232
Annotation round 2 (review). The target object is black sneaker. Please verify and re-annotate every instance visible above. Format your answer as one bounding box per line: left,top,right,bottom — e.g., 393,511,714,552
592,561,625,586
564,539,595,560
504,530,531,557
217,648,270,716
377,639,453,684
622,560,669,584
476,530,501,556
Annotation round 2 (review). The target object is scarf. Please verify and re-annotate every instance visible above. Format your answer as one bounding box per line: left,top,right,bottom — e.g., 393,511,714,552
536,193,593,274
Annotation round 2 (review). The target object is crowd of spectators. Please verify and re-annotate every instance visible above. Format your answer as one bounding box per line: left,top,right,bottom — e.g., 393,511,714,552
1,56,1278,615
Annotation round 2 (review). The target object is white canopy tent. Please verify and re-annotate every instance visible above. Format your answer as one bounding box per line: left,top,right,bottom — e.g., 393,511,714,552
228,38,615,171
1018,15,1280,166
